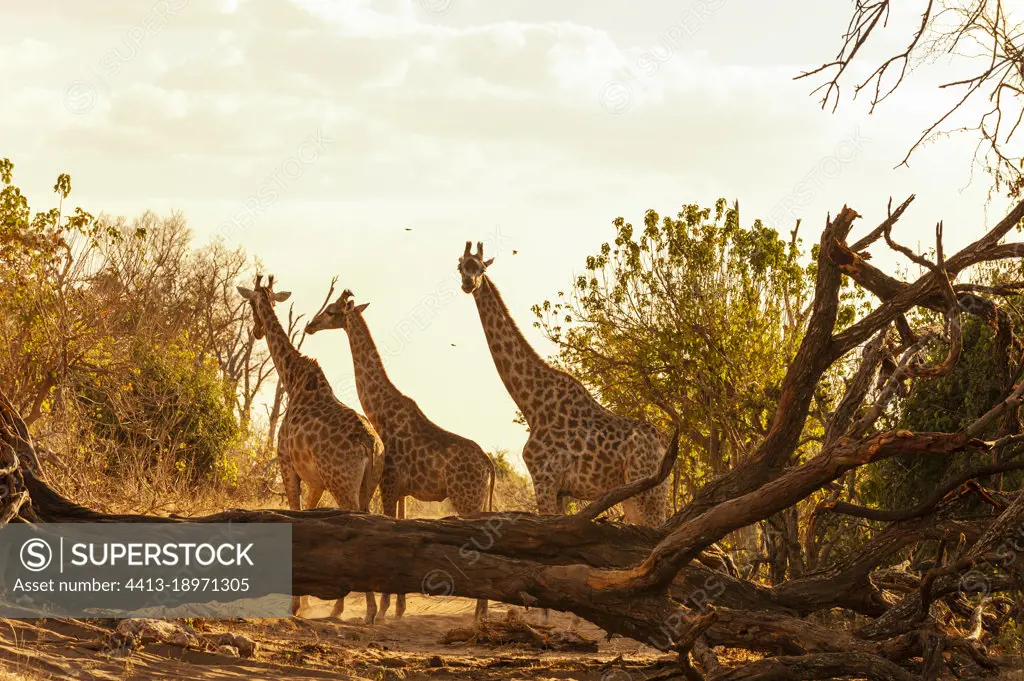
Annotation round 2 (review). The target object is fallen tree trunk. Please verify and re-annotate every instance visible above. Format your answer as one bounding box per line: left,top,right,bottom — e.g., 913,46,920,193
15,464,1020,665
711,652,919,681
23,468,715,648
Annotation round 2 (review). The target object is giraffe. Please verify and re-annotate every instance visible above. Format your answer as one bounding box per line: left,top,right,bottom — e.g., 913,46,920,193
305,288,496,622
457,241,674,624
237,275,384,624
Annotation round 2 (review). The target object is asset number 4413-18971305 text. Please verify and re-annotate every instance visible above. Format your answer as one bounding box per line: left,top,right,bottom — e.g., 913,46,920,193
124,577,250,592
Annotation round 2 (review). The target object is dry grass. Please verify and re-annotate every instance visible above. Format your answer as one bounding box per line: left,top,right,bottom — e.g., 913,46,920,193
37,425,280,517
441,609,599,652
0,666,52,681
392,466,536,519
38,420,536,520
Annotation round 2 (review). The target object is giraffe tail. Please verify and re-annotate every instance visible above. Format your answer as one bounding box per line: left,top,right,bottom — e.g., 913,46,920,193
486,453,497,513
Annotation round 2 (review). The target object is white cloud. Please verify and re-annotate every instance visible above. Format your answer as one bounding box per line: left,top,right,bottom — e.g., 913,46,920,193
291,0,420,36
0,38,57,68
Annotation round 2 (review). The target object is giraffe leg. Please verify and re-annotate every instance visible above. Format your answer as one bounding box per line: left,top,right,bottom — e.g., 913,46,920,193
304,484,349,618
355,448,382,626
363,591,377,624
450,481,491,622
533,482,565,627
303,483,339,614
278,454,307,617
325,483,358,624
475,597,488,621
621,444,670,527
375,487,400,623
356,490,378,629
377,596,391,622
304,485,325,509
280,456,302,512
320,461,373,624
555,491,582,631
349,484,379,626
328,595,346,619
395,496,407,618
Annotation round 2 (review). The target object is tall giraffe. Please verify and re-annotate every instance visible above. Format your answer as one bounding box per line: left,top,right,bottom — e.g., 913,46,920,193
457,242,673,622
237,275,383,624
305,288,496,621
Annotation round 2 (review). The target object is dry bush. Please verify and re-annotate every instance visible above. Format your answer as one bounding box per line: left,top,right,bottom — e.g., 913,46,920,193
493,455,536,513
1,160,287,517
38,412,282,516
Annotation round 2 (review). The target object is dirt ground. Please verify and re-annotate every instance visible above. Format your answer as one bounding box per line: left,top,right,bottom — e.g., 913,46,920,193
0,595,685,681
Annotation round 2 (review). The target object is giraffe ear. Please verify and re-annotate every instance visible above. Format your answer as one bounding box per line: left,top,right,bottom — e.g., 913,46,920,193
236,286,255,300
483,258,495,268
273,291,292,302
355,302,370,313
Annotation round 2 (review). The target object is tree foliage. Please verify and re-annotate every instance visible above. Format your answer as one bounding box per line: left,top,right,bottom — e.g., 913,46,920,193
862,260,1024,510
534,199,865,497
0,157,273,490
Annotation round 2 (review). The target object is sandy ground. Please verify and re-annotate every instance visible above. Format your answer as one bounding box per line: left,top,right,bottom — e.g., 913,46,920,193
0,595,678,680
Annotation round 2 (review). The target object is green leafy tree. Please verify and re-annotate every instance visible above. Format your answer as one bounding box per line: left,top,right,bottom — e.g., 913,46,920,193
0,159,124,424
863,293,1024,511
79,335,240,479
534,199,866,494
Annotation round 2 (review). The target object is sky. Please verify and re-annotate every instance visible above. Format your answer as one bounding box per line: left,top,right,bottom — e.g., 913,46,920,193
1,0,1017,468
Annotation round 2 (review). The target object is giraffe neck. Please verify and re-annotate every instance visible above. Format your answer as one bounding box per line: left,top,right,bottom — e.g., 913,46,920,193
253,294,304,394
471,275,558,422
345,312,403,424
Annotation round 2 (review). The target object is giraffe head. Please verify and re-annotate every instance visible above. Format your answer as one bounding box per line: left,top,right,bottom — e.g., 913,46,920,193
236,274,292,340
457,241,494,294
304,289,369,335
